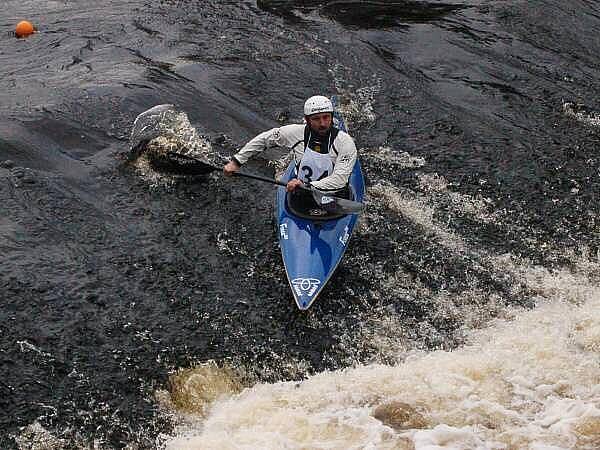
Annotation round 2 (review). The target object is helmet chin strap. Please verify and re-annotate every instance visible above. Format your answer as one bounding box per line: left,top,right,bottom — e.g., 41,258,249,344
307,127,333,154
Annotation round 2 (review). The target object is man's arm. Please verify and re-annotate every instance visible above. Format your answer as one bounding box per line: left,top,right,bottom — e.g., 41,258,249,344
224,124,304,176
234,125,304,165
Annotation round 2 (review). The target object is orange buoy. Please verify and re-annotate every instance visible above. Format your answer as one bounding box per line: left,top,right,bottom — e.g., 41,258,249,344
15,20,35,38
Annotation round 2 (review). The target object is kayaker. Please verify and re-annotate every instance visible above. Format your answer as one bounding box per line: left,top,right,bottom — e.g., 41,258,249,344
223,95,357,213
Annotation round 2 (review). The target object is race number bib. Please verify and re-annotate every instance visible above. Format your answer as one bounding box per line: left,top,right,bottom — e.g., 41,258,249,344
298,147,333,183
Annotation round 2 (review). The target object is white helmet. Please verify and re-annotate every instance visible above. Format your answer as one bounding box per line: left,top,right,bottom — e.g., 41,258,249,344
304,95,333,116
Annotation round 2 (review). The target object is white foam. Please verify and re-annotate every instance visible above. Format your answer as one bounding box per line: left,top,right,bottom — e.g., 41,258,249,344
330,64,382,129
363,146,427,169
14,422,66,450
369,182,468,252
563,102,600,127
164,266,600,449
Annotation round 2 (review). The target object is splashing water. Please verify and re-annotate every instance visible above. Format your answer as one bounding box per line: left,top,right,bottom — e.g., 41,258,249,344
163,258,599,449
127,104,219,188
331,64,382,129
563,102,600,127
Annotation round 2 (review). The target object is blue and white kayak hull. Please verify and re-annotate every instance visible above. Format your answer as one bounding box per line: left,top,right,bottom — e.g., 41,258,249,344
276,159,364,310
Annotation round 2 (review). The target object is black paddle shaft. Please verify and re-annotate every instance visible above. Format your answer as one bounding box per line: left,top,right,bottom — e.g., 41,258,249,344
164,151,362,213
165,151,296,189
233,170,288,188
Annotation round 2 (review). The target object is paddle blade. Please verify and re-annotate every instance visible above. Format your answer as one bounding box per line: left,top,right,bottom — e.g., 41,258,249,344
129,105,225,176
311,189,364,214
150,151,219,175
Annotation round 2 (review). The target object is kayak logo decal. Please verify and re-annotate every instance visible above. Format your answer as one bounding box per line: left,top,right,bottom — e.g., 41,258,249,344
280,223,289,240
339,226,350,246
291,278,321,298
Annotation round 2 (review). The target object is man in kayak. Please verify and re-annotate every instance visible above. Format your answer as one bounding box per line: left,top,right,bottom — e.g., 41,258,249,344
223,95,357,213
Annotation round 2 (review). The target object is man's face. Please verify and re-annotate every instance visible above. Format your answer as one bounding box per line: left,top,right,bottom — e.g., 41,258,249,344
306,112,333,135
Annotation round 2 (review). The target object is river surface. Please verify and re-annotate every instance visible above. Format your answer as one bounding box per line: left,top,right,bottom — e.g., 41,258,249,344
1,1,599,449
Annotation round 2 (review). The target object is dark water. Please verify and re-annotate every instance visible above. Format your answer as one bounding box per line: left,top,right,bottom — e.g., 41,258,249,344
1,0,599,448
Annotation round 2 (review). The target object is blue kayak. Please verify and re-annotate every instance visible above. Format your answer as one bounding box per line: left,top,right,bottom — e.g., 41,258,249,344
275,98,365,310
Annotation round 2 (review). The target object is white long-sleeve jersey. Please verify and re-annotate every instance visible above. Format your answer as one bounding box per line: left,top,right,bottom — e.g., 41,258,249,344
232,124,357,191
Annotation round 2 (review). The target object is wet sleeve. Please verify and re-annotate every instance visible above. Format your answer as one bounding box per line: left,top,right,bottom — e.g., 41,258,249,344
310,134,357,191
233,125,303,165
